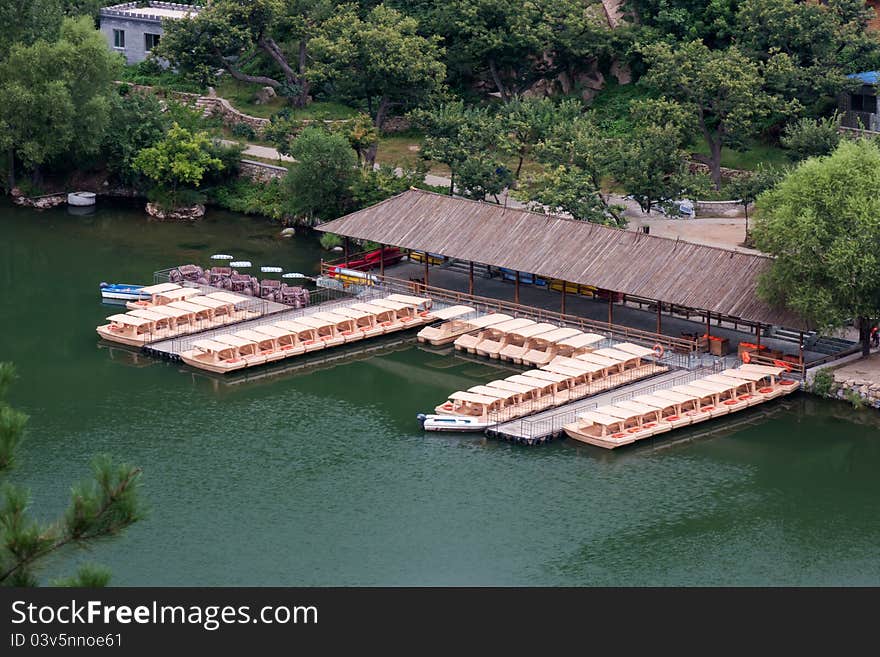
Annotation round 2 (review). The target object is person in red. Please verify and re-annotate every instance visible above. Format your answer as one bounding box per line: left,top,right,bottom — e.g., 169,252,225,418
871,325,879,349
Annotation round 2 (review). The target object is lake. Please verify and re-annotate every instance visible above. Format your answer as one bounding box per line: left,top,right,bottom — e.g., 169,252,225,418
3,199,880,585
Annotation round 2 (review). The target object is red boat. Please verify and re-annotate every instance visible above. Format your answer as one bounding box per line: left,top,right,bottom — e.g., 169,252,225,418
329,247,403,274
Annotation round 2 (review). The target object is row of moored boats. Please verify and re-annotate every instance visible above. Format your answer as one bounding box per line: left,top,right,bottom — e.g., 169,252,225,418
96,283,259,347
562,364,799,448
178,296,473,373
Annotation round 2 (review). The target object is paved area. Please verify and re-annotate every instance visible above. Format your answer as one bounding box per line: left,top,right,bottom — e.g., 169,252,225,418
831,353,880,385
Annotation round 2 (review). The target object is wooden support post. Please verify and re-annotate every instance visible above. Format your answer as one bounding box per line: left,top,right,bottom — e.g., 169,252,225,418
756,323,762,348
514,271,520,305
656,301,662,335
468,261,474,296
424,256,429,288
344,237,350,267
799,331,804,368
379,244,385,278
608,294,613,327
705,311,711,337
561,283,566,315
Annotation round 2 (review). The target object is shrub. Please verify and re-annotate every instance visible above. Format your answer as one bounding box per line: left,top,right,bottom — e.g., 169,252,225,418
231,122,256,140
208,178,286,221
320,233,343,250
809,369,837,397
781,115,841,161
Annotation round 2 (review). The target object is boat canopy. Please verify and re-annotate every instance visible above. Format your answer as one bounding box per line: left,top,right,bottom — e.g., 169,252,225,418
385,293,431,307
613,400,660,415
613,343,656,358
577,411,625,427
448,391,499,405
652,389,701,403
703,374,753,388
192,339,235,353
233,330,276,344
186,296,231,310
331,307,377,321
738,364,787,376
504,322,558,340
106,314,154,327
630,394,679,410
672,384,717,399
427,305,475,321
310,312,355,325
525,369,571,383
484,318,536,333
557,332,605,349
140,282,181,295
349,302,394,316
550,356,606,373
505,374,559,389
157,288,201,301
274,320,317,334
687,380,737,395
576,352,622,367
128,309,172,322
593,347,640,362
212,334,258,348
295,315,337,330
167,300,213,314
594,405,641,420
205,291,249,304
527,327,582,344
369,299,412,311
465,313,513,329
140,305,193,319
252,325,296,338
467,385,520,400
719,368,767,382
486,380,541,393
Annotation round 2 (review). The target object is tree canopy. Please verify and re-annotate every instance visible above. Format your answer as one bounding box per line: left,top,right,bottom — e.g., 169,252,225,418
0,16,121,185
753,139,880,353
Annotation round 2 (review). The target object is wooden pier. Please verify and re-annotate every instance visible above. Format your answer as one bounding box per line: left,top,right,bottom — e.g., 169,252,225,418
486,365,720,446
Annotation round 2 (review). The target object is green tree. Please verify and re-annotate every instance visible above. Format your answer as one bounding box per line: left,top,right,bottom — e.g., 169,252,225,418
283,126,357,222
102,91,168,186
349,163,426,208
309,4,446,163
640,40,791,190
419,0,609,102
515,165,625,226
780,114,842,161
411,101,505,197
0,16,122,187
133,123,224,207
753,139,880,355
0,363,144,587
520,113,624,224
614,99,704,214
498,97,582,180
728,164,785,244
156,0,329,106
733,0,878,110
0,0,62,57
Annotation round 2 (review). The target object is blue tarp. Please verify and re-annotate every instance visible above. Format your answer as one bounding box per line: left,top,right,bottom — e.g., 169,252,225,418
848,71,880,85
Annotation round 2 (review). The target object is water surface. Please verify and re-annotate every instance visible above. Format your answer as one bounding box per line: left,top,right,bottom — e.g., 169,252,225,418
3,200,879,585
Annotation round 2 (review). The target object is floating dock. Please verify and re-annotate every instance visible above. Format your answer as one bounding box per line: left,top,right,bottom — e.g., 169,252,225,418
486,366,719,445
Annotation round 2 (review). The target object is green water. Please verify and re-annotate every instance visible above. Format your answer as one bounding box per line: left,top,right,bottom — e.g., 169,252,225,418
3,200,880,586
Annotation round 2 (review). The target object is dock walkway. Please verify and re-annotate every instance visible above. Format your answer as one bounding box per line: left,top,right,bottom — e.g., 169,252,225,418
487,364,720,445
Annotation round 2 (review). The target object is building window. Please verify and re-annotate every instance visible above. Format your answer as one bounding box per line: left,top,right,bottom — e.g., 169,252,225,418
851,93,877,113
144,33,160,52
113,29,125,49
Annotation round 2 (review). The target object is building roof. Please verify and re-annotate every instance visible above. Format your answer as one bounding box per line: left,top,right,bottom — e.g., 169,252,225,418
317,189,808,329
100,2,202,22
848,71,880,85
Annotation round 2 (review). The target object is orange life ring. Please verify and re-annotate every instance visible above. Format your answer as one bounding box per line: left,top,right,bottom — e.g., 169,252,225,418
778,379,796,386
773,359,792,372
742,350,752,364
442,402,453,410
666,415,679,421
611,432,627,439
627,427,641,434
738,394,752,401
759,387,774,394
724,399,739,406
653,344,664,359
